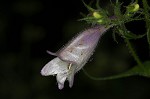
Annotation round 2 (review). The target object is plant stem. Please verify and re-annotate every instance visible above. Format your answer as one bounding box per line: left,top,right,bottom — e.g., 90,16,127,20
142,0,150,46
125,38,144,67
120,23,144,68
82,67,136,80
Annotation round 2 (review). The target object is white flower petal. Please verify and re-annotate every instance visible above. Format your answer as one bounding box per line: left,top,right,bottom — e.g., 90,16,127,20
67,65,76,88
67,71,75,88
56,73,67,90
41,57,69,76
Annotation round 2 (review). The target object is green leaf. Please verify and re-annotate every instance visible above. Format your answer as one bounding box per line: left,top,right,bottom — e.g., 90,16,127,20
82,0,95,12
112,30,119,43
96,0,100,9
78,17,95,21
147,28,150,46
83,61,150,80
124,31,146,39
116,25,145,40
134,61,150,77
79,12,87,17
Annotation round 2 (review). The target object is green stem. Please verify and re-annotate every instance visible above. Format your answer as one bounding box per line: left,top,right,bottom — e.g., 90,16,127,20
125,38,143,67
142,0,150,46
120,24,144,68
82,68,136,80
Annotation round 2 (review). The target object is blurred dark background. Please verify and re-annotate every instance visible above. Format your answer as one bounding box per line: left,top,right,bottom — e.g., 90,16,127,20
0,0,150,99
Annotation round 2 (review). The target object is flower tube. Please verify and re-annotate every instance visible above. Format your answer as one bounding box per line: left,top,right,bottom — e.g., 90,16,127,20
41,25,110,89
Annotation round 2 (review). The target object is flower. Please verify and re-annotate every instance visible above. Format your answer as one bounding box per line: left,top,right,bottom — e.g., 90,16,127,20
41,25,110,89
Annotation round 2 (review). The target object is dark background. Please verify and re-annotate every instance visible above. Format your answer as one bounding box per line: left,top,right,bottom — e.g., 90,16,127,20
0,0,150,99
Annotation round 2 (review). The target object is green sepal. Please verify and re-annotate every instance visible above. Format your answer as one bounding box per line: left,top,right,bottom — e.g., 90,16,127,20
82,0,95,12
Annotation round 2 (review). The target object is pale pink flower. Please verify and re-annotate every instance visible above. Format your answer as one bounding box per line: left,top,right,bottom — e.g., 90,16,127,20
41,25,110,89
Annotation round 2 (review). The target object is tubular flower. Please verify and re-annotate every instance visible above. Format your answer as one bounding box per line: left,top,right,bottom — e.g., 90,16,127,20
41,25,110,89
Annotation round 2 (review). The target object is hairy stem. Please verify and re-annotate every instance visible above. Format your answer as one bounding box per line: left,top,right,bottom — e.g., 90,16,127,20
125,38,143,67
120,23,144,67
142,0,150,46
82,68,135,80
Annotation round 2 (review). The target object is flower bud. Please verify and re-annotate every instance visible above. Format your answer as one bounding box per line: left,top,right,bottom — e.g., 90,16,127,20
126,3,140,14
93,12,103,19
